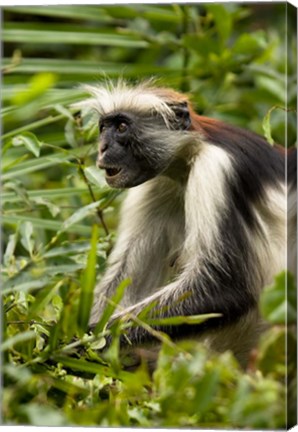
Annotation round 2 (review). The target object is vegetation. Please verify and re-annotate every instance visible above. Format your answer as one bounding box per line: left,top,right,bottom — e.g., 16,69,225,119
1,3,297,428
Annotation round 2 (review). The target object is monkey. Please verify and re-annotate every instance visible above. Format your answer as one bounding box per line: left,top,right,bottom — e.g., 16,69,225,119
77,80,296,367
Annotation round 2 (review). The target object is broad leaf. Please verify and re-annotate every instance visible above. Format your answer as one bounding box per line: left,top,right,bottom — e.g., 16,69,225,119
12,131,43,157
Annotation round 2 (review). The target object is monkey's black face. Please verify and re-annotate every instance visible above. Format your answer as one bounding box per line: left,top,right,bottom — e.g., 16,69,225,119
97,112,169,188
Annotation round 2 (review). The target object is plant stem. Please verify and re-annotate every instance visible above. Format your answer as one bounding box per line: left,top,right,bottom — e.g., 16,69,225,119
78,161,109,236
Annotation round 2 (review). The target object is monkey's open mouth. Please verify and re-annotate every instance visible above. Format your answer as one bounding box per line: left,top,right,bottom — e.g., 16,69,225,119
105,167,122,178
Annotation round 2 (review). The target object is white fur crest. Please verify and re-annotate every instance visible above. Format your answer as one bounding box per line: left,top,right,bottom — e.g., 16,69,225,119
77,80,177,126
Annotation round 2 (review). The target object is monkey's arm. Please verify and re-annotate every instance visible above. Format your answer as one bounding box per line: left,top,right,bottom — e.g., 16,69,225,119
89,178,182,327
89,234,168,327
109,238,257,344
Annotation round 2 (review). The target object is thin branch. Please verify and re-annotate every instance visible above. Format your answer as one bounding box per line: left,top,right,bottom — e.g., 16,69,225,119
78,161,110,236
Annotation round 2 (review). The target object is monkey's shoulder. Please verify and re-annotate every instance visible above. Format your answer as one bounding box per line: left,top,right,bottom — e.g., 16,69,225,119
196,116,285,185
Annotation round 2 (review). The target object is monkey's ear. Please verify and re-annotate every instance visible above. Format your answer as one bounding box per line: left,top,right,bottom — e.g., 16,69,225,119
170,101,191,130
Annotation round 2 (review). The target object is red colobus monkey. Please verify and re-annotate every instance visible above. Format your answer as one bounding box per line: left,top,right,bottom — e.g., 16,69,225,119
79,80,296,367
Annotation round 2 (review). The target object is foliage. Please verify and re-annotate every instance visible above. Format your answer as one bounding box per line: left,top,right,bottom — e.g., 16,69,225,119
2,270,295,428
1,3,297,428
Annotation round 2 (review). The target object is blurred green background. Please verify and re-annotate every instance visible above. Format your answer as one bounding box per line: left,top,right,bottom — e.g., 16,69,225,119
1,3,297,428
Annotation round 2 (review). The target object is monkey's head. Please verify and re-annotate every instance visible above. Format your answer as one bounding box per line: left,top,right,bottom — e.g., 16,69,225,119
80,80,192,188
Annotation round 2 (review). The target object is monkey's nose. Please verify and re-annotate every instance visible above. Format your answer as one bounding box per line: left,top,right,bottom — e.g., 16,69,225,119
100,142,108,154
96,154,105,168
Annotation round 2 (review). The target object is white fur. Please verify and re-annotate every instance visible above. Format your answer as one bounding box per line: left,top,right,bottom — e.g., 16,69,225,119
78,80,175,127
90,175,186,319
183,144,233,263
287,185,297,281
253,184,287,287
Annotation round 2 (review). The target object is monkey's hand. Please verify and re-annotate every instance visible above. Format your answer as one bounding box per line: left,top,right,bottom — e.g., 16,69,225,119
104,288,174,348
109,295,158,327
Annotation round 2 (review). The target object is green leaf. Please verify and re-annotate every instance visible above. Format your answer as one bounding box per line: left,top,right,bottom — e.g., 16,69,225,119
20,403,68,427
206,4,233,42
93,279,131,334
257,327,286,377
146,313,221,327
194,369,220,413
31,197,61,217
58,200,103,235
29,280,63,318
64,117,80,148
233,32,267,56
38,262,85,276
2,58,179,79
2,276,51,296
3,5,114,22
3,28,149,48
1,113,65,140
3,180,32,206
11,72,57,106
77,224,99,334
53,355,111,375
0,331,36,352
19,221,35,258
1,186,101,203
84,166,106,188
12,131,43,157
257,76,285,101
182,34,219,57
260,272,287,324
54,103,74,121
1,154,29,172
286,271,296,324
3,232,18,267
2,214,92,235
43,240,108,259
262,106,276,145
1,143,97,181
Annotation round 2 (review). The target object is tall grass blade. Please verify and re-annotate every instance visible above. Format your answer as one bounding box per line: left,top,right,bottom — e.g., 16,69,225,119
77,224,99,334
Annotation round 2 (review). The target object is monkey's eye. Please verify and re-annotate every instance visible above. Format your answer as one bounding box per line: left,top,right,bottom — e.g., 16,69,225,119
99,124,106,133
117,122,128,134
